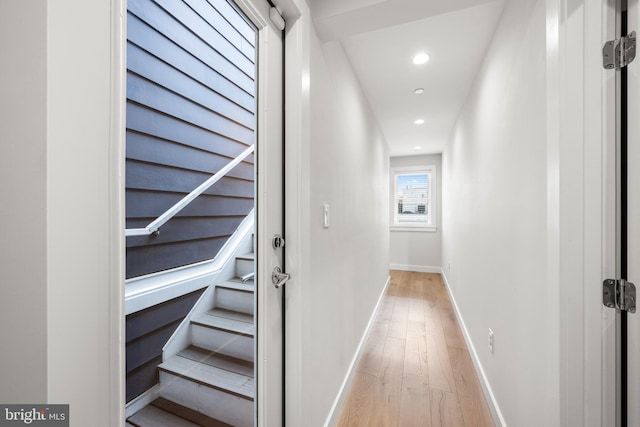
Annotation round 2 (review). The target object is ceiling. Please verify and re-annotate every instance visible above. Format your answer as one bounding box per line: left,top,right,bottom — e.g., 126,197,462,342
307,0,506,157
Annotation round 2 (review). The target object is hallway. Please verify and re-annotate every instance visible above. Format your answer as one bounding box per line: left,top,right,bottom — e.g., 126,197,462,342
337,271,494,427
0,0,612,424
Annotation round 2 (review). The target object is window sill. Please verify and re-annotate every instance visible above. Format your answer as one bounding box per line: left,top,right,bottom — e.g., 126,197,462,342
390,225,438,233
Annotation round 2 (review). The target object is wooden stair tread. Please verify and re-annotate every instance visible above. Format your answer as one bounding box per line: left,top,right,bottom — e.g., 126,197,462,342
236,253,255,261
128,404,200,427
219,279,255,292
159,354,254,399
152,397,234,427
208,307,253,322
192,309,254,337
179,346,254,377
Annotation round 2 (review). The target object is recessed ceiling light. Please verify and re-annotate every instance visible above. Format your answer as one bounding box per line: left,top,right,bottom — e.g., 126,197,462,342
414,88,425,95
414,119,425,125
413,53,430,65
414,146,422,151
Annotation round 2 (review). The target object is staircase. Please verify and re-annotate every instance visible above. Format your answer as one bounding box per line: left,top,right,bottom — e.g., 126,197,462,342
127,246,256,427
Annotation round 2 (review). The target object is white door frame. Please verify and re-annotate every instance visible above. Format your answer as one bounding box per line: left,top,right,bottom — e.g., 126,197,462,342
279,1,310,426
236,0,286,425
546,0,616,425
110,0,127,424
600,1,620,425
549,0,617,425
109,0,290,424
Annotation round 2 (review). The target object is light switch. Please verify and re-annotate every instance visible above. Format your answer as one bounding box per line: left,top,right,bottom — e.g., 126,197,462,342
323,204,330,228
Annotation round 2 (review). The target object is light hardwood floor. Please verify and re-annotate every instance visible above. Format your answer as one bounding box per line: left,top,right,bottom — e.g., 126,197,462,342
336,270,495,427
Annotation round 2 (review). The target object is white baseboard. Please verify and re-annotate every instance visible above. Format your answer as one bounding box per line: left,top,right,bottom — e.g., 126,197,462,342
389,264,441,273
439,269,507,427
323,275,391,427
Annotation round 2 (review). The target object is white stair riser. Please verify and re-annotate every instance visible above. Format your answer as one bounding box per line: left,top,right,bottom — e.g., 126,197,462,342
216,288,254,315
199,383,253,427
191,325,254,362
159,373,253,427
235,258,254,278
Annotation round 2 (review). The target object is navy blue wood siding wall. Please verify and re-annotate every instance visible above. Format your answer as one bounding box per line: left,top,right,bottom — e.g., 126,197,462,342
126,0,257,279
126,289,205,402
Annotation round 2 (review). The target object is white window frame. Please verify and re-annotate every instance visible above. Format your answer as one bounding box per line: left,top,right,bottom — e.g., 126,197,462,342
390,165,437,232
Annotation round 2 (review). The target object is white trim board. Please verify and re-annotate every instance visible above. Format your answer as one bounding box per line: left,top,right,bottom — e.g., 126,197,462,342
440,269,507,427
389,264,441,273
323,275,391,427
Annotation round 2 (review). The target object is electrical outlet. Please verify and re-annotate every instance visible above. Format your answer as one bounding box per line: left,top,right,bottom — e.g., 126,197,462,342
488,329,494,354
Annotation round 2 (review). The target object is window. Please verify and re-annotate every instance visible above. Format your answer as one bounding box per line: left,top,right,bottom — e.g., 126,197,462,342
391,165,436,230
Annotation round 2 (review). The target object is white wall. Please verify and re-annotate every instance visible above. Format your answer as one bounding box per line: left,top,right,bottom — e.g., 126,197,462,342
306,35,390,425
389,154,442,272
284,7,391,423
441,0,560,425
0,0,123,423
0,0,48,404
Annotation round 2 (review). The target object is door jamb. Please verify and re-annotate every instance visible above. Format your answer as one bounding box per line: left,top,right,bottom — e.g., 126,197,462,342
281,2,310,426
109,0,126,424
550,0,613,425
